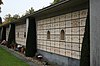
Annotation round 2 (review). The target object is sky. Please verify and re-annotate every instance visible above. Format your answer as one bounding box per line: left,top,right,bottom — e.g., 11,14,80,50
0,0,54,21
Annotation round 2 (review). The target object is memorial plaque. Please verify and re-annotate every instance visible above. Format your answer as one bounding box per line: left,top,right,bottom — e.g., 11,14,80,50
65,36,71,42
44,35,47,40
66,28,71,34
51,41,55,47
60,14,66,21
72,11,80,19
59,42,66,49
43,25,45,29
51,47,55,53
71,19,80,27
50,35,53,40
60,49,66,56
71,51,80,59
71,36,79,43
72,43,80,51
80,27,85,34
66,20,71,27
54,48,60,54
80,18,86,26
54,29,60,34
80,9,88,18
52,23,55,28
55,35,60,41
66,43,71,49
54,42,59,48
47,46,51,52
50,30,53,34
72,27,79,34
65,50,71,57
46,41,51,46
66,13,71,20
59,21,66,28
55,22,59,28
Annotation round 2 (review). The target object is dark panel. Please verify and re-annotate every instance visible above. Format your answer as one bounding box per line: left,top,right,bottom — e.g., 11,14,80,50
7,23,15,47
0,27,2,41
0,17,2,24
80,10,90,66
25,17,37,57
1,27,6,41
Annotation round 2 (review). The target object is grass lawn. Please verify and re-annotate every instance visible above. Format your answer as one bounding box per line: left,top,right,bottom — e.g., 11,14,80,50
0,46,29,66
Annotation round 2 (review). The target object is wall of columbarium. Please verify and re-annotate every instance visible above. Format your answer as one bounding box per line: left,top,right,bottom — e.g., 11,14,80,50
37,9,88,59
15,24,27,46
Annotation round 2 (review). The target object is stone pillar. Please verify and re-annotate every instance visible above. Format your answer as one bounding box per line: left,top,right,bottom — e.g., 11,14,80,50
90,0,100,66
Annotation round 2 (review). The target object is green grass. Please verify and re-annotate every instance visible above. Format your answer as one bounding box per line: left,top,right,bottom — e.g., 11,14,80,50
0,46,29,66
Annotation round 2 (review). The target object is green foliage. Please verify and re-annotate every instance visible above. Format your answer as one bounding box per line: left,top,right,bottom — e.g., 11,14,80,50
4,14,20,23
25,7,34,15
0,46,29,66
52,0,60,4
13,14,20,19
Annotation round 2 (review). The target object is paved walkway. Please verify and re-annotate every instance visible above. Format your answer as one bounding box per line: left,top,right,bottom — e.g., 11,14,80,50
0,45,38,66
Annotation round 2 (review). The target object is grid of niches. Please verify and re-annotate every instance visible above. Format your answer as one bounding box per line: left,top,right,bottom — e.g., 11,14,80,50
15,24,26,46
37,9,88,59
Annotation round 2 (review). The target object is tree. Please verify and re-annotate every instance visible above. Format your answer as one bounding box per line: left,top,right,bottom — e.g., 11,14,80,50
4,14,12,22
4,14,20,22
13,14,20,19
0,0,3,5
25,7,34,15
52,0,60,4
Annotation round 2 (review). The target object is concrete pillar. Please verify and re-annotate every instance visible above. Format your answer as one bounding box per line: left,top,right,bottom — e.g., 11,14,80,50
90,0,100,66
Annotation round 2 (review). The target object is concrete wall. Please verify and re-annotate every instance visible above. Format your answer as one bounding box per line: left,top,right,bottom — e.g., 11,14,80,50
90,0,100,66
15,24,27,46
38,50,80,66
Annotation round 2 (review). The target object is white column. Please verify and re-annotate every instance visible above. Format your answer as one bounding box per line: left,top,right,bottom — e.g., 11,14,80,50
26,18,29,39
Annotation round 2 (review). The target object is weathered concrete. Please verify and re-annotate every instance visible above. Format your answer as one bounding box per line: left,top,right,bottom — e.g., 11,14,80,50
38,50,80,66
90,0,100,66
